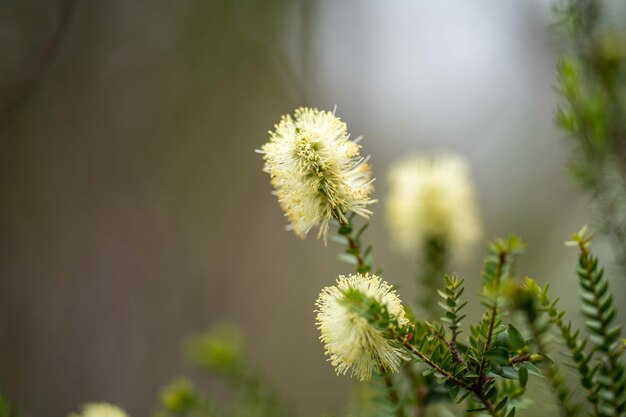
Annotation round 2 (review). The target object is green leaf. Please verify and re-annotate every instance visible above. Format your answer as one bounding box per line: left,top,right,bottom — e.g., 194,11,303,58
519,365,528,388
499,366,519,379
329,235,348,245
485,347,510,365
337,253,357,265
522,363,542,378
337,223,352,235
508,324,526,351
496,397,509,412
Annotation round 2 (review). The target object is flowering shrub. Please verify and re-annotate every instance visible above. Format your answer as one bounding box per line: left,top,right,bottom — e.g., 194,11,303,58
2,1,624,416
255,104,626,417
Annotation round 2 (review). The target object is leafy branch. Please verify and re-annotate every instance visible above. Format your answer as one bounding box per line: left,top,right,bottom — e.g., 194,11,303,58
541,283,599,415
437,274,467,363
476,237,524,387
507,278,582,417
569,227,625,417
507,227,626,417
398,238,527,417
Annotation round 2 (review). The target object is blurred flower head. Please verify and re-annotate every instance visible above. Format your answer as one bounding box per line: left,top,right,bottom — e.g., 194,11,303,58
315,273,409,381
386,154,481,256
69,403,129,417
259,107,375,241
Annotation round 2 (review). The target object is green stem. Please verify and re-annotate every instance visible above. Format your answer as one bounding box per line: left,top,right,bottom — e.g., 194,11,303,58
418,237,448,319
403,365,428,417
478,252,506,383
401,339,469,389
523,310,580,417
472,389,499,417
337,215,372,274
429,322,464,364
347,233,368,273
383,373,406,417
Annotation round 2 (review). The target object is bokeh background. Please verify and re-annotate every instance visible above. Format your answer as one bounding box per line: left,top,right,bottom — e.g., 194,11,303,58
1,1,625,416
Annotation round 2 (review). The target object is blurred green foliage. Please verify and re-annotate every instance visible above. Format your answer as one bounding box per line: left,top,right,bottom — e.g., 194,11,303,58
154,322,289,417
555,0,626,267
185,323,245,378
0,394,17,417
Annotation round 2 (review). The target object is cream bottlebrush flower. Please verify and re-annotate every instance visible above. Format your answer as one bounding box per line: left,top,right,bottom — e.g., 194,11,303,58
68,403,129,417
386,154,481,255
259,107,376,240
315,273,410,381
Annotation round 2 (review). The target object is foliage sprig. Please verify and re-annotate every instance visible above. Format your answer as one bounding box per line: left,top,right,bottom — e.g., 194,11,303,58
569,227,625,417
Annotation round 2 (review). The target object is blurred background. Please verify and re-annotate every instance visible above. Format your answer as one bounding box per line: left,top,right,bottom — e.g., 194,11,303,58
1,1,625,416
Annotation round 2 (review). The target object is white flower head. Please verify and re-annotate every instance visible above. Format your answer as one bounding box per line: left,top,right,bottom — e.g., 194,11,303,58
259,107,376,240
386,154,481,256
315,273,409,381
68,403,129,417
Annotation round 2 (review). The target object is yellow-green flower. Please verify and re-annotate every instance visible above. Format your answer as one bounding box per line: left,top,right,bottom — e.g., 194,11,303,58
69,403,129,417
315,273,409,381
386,154,481,256
259,107,375,240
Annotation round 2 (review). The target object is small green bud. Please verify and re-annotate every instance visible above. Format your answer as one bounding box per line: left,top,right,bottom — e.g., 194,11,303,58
161,379,198,413
185,322,245,375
